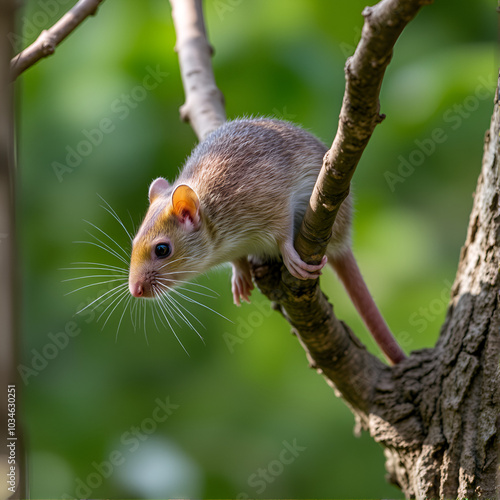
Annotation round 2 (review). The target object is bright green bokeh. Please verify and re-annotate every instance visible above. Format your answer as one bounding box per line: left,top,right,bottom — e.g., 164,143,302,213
17,0,495,498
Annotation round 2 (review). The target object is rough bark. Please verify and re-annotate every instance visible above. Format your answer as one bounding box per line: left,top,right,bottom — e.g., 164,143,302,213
368,75,499,499
252,0,430,428
252,2,499,495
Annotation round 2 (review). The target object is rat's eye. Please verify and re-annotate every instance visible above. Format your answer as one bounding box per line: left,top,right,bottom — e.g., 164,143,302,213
154,243,172,259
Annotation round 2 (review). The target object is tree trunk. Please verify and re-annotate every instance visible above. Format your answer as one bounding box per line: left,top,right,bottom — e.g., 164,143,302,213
375,72,499,499
255,73,500,499
1,1,27,498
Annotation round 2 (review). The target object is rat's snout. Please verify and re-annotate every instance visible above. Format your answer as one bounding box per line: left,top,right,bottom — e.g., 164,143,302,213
129,281,144,298
128,271,154,298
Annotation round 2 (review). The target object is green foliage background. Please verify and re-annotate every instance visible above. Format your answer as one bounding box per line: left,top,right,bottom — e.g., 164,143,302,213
17,0,496,497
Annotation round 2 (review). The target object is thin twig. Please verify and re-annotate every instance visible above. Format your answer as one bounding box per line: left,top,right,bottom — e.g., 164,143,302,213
10,0,105,81
169,0,226,140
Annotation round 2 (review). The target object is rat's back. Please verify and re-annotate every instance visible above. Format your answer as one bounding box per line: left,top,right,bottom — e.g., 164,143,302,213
179,119,330,238
181,118,327,185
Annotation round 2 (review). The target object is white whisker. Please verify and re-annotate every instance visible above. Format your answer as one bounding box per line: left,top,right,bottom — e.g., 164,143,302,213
127,210,138,236
75,283,128,315
83,219,130,261
154,290,189,356
143,301,149,346
62,274,128,282
155,288,182,329
61,266,129,274
130,299,138,332
157,279,217,299
74,239,129,266
150,293,162,333
158,256,194,271
65,278,128,296
165,278,218,294
97,194,134,242
168,286,231,322
156,284,205,342
84,229,130,265
116,294,133,342
156,282,205,329
97,286,128,322
69,261,128,272
99,287,130,329
134,298,139,332
152,285,183,334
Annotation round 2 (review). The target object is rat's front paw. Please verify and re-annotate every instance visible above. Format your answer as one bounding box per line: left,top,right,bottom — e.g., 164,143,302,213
231,257,254,306
281,241,327,280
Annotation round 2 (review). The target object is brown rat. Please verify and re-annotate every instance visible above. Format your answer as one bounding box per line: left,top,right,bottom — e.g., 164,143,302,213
128,118,405,364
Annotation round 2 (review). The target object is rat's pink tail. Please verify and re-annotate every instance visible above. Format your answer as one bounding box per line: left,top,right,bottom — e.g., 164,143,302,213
329,248,406,365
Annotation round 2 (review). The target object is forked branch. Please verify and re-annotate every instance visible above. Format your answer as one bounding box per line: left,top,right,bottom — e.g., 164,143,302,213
169,0,431,421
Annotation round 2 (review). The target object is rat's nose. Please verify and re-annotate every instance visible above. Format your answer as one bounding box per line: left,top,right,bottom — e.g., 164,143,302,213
130,282,144,298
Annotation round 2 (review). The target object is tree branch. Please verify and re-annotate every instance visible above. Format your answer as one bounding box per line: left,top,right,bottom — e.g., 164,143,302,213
251,259,387,421
169,0,226,140
9,0,105,81
254,0,430,419
295,0,432,263
168,0,429,423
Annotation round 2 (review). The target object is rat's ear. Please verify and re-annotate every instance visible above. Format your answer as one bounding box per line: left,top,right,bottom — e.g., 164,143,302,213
171,184,200,231
149,177,170,203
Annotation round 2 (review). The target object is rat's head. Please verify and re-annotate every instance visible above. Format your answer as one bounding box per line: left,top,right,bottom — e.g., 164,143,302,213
129,177,208,298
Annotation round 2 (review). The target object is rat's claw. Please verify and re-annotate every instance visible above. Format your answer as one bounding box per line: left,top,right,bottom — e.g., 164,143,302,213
231,258,254,306
232,287,242,306
281,241,327,280
232,278,253,306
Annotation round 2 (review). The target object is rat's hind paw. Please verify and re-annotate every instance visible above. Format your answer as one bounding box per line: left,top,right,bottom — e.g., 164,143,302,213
231,257,254,306
281,240,327,280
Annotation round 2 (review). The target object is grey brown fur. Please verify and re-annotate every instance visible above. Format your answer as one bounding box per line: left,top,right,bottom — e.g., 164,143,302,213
179,118,352,264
